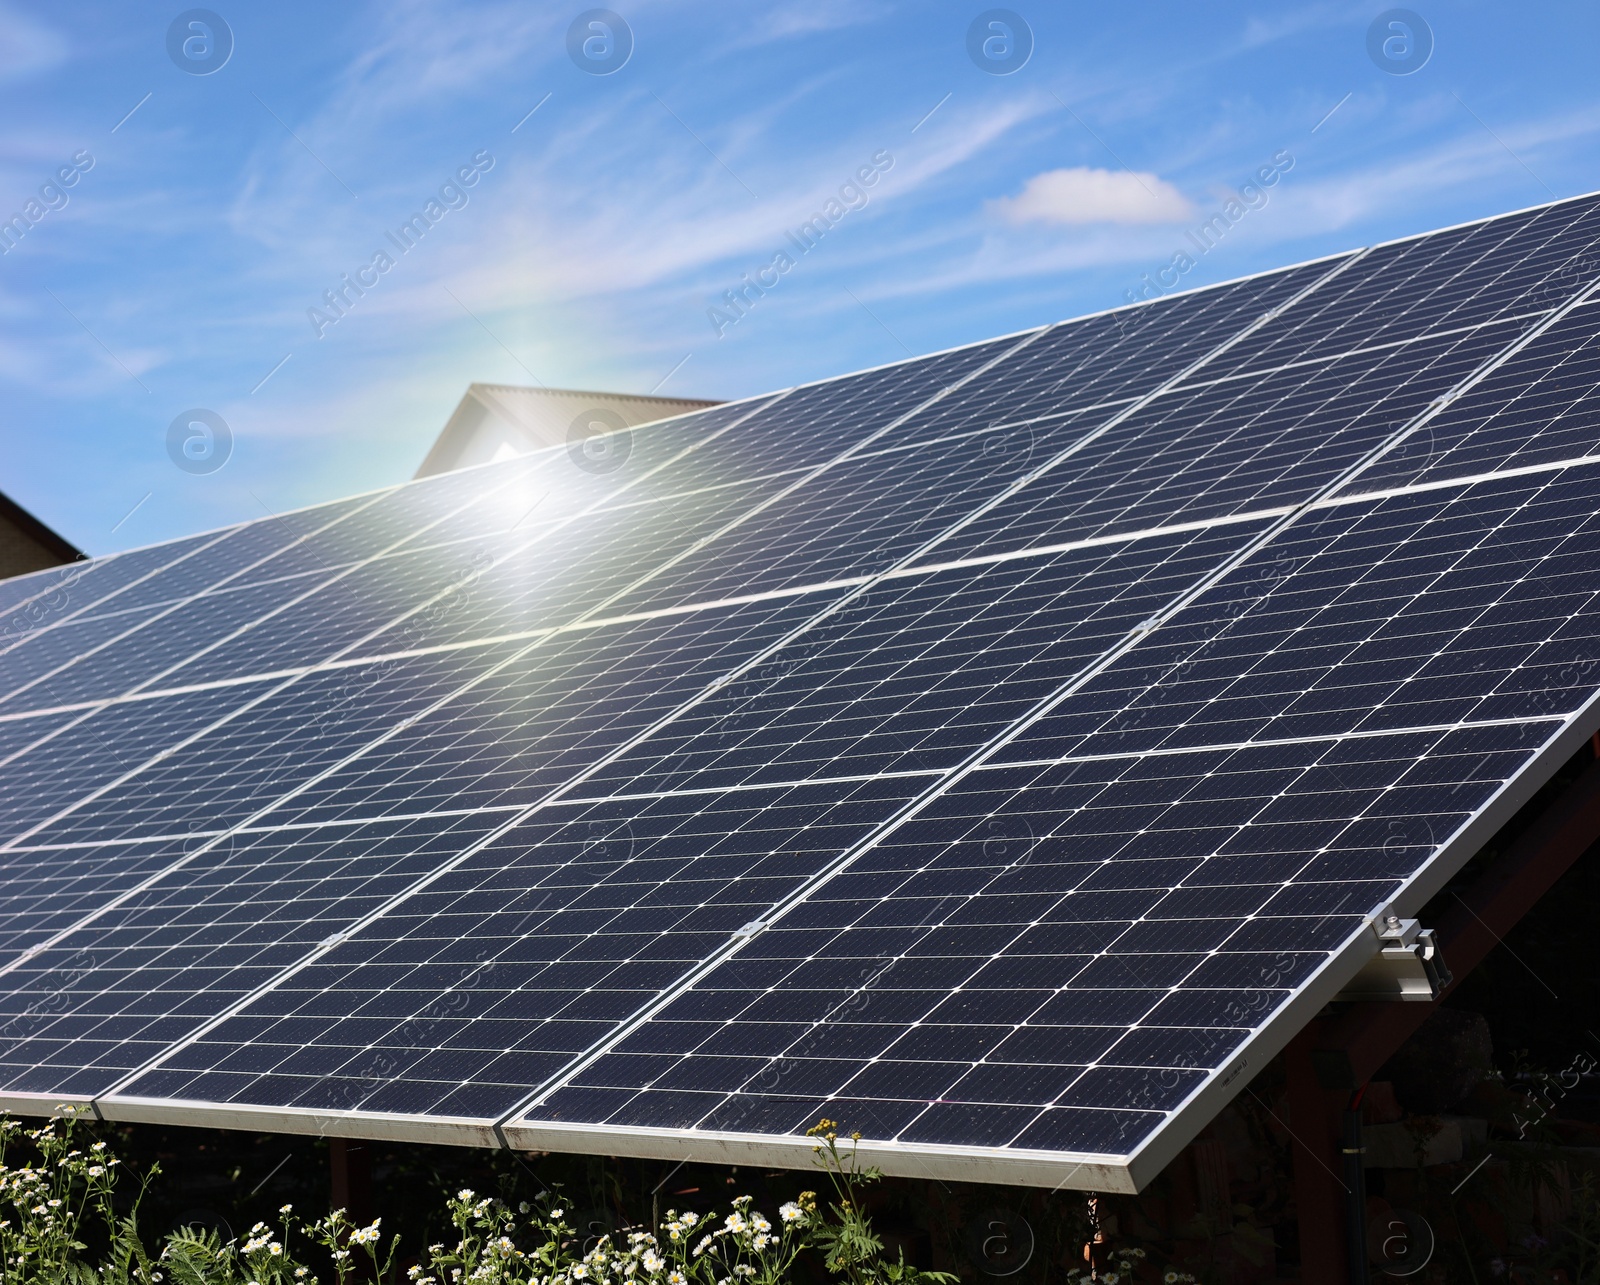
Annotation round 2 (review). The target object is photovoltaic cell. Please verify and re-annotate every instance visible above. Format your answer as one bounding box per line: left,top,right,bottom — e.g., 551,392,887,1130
257,593,830,830
605,420,1101,616
0,607,171,709
0,191,1597,1191
0,812,505,1099
1345,299,1600,495
531,716,1551,1158
0,535,218,636
0,684,277,849
1000,463,1600,760
25,646,520,846
351,477,789,654
913,317,1525,564
1209,193,1600,377
0,838,198,958
886,258,1345,448
123,775,926,1120
640,340,1020,484
576,521,1267,798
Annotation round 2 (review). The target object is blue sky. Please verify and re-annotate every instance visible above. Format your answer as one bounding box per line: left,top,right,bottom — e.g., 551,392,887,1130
4,0,1599,555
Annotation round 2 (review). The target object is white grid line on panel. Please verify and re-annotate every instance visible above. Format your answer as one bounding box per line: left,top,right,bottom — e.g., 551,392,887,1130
85,332,1063,1099
0,494,603,969
0,340,1060,933
563,336,1054,622
870,301,1575,463
15,439,1600,741
0,494,434,845
985,713,1566,772
497,247,1600,1131
602,263,1600,1174
0,488,421,706
0,395,805,969
1,711,1561,863
44,253,1361,1113
1205,194,1600,383
810,467,1592,1151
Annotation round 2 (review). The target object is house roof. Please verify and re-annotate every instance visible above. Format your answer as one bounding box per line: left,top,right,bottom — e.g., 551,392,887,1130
415,383,722,478
0,489,84,578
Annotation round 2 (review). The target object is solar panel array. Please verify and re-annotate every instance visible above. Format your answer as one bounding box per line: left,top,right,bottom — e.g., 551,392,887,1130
4,192,1600,1190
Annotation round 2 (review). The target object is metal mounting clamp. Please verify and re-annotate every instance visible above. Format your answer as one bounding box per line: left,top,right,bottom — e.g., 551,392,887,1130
1334,911,1452,1002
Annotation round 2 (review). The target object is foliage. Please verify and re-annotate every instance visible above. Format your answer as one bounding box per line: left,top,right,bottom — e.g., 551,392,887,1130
1062,1244,1152,1285
0,1111,960,1285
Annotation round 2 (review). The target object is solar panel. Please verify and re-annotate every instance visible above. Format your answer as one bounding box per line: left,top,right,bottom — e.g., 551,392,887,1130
2,192,1600,1194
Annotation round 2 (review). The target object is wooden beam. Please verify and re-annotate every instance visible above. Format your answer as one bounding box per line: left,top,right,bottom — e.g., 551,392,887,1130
329,1136,373,1224
1311,753,1600,1090
1287,1024,1351,1285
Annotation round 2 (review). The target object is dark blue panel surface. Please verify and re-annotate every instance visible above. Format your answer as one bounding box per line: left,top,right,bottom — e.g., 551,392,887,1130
350,476,783,655
641,340,1020,489
119,776,922,1120
917,318,1521,564
886,259,1345,448
0,607,169,709
27,646,517,847
608,416,1099,616
0,531,225,632
535,721,1546,1151
1000,463,1600,761
1347,299,1600,495
0,838,194,958
8,192,1600,1179
261,593,828,829
1210,194,1600,377
0,684,276,848
0,812,501,1097
577,521,1265,798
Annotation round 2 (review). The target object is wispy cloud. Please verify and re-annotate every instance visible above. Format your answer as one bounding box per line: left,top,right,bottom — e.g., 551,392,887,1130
739,0,894,43
1238,2,1365,51
0,4,67,83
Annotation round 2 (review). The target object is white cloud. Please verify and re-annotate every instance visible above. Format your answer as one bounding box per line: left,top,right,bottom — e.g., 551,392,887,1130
990,167,1195,226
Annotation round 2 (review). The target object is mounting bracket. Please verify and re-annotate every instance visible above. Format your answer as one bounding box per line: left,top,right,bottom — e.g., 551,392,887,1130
1334,911,1451,1002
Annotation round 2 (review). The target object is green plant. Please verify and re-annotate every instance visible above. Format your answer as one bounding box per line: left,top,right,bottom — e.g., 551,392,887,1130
1063,1244,1146,1283
0,1111,955,1285
803,1120,955,1285
0,1108,156,1285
